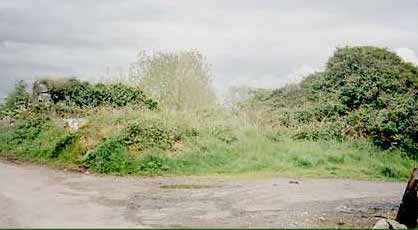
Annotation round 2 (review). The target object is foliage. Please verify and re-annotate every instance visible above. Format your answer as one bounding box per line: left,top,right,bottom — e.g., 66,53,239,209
129,50,217,111
123,120,180,150
50,133,77,158
137,154,170,174
245,46,418,155
82,117,182,174
209,126,237,144
1,46,418,180
0,80,31,117
0,115,84,168
0,99,416,180
8,115,50,144
38,78,157,109
83,137,133,173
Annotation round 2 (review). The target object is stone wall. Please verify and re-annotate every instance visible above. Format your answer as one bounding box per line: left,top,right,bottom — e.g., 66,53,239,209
32,80,52,103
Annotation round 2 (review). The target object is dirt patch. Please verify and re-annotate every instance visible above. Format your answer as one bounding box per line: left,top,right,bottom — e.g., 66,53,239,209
1,156,21,165
0,161,405,228
300,198,399,228
160,184,222,189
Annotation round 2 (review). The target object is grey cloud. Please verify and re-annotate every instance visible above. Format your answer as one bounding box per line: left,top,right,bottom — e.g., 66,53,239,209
1,0,417,100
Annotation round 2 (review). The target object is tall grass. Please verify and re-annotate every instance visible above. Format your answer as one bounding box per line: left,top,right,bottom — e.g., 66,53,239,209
74,106,415,180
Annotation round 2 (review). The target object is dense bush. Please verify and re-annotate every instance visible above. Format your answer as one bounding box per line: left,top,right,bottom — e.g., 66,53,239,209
248,46,418,155
316,47,418,153
123,121,180,150
37,78,158,109
82,119,181,174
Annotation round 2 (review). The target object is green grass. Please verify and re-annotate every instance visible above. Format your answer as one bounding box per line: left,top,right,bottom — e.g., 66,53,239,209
0,106,415,181
161,128,414,180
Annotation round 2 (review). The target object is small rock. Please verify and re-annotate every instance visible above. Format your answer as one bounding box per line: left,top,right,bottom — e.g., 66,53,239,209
64,118,87,131
387,219,407,229
289,180,300,184
0,117,15,128
372,218,407,229
319,216,325,221
32,81,52,104
373,219,390,229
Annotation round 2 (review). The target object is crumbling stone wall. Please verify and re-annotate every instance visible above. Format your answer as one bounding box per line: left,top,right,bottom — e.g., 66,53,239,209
32,80,52,104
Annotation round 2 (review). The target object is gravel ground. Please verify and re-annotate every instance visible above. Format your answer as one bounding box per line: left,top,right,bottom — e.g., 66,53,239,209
0,159,405,228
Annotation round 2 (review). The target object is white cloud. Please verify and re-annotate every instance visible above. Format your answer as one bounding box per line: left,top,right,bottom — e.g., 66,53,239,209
283,65,321,84
396,48,418,65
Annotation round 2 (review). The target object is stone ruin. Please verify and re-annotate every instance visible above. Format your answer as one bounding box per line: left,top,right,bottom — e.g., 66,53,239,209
31,80,86,131
32,80,52,104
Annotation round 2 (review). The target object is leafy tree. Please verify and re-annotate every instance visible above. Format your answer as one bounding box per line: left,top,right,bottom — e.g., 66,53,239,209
129,49,217,111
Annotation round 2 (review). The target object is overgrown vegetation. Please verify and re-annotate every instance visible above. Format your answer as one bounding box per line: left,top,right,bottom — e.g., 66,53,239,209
129,50,217,110
0,47,417,180
243,46,418,156
35,78,157,109
0,80,30,117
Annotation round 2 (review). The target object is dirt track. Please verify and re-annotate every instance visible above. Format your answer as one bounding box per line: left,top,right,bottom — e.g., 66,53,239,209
0,160,405,228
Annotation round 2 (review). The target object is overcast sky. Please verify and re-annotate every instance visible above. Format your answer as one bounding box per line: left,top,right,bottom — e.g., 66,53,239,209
1,0,418,100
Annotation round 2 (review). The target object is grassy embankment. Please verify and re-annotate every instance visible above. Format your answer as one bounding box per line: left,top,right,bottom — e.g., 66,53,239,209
1,47,417,180
0,105,413,180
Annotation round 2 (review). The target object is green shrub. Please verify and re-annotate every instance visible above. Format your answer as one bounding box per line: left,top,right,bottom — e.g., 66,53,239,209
137,154,170,174
123,121,179,150
83,137,133,173
323,47,418,154
209,126,237,144
245,46,418,155
292,120,346,141
0,114,85,164
379,165,401,178
81,118,182,174
11,116,48,143
38,78,158,109
49,133,77,158
0,80,30,117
